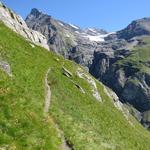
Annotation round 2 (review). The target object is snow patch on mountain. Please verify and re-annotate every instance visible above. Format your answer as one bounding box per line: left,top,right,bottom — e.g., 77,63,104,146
59,22,64,26
69,23,79,29
88,28,97,33
84,32,116,42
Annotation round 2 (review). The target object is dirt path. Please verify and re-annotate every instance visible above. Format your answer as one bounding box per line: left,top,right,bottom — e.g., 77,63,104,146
44,68,72,150
44,68,51,113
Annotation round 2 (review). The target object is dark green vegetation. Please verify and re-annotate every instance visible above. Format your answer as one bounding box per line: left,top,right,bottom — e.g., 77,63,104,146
0,22,150,149
115,37,150,74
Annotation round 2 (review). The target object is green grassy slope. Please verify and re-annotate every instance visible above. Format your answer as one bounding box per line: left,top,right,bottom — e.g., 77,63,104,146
0,22,150,149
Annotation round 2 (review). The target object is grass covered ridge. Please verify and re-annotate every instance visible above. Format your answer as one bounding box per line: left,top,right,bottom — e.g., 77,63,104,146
0,22,150,149
115,37,150,74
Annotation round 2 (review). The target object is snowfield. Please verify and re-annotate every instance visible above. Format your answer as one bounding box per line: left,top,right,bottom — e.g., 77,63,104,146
84,32,116,42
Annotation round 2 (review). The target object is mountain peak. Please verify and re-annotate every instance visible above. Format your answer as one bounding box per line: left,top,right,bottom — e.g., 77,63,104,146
30,8,41,18
117,17,150,40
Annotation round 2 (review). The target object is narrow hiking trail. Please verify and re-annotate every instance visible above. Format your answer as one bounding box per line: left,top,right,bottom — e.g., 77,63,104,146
44,68,72,150
44,68,51,113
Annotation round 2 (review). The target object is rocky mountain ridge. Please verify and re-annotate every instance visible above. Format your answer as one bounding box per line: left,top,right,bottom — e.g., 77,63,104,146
117,17,150,40
25,8,114,69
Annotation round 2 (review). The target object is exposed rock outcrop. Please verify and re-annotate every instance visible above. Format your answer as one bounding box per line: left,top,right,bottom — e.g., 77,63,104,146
0,61,12,77
77,68,102,102
0,2,49,50
102,84,137,125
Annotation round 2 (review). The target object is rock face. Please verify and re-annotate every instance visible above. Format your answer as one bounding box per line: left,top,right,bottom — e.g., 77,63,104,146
0,3,49,50
25,8,111,68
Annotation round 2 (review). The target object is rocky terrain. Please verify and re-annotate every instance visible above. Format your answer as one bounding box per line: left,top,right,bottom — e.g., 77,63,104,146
25,8,113,69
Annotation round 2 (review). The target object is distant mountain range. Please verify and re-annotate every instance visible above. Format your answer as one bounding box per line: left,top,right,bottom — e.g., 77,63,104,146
25,8,115,69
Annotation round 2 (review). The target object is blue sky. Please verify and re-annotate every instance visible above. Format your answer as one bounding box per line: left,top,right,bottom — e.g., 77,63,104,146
1,0,150,31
